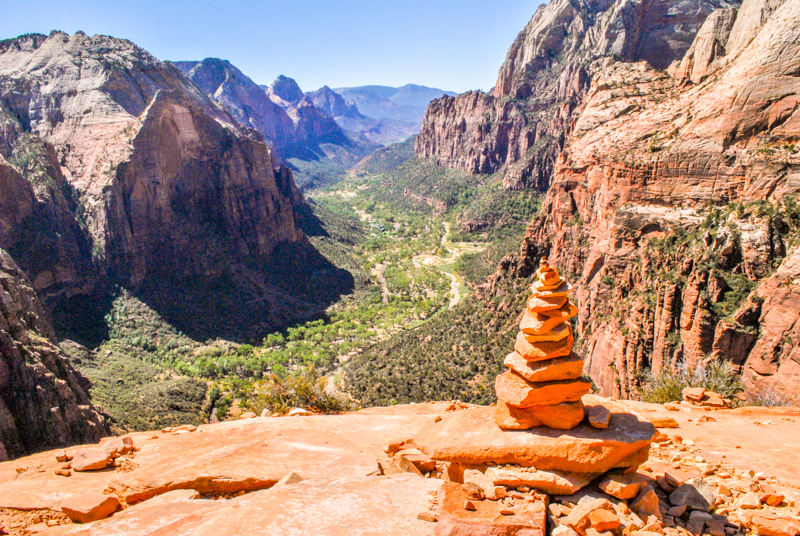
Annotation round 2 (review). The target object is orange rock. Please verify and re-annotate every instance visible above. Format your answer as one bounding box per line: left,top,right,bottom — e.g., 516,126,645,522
415,398,657,474
103,436,134,458
520,310,571,335
527,294,568,313
60,492,121,523
485,465,598,495
629,486,662,521
565,498,616,536
515,331,574,361
495,400,585,430
531,280,572,298
71,449,112,472
589,509,621,532
598,474,647,500
532,277,566,292
539,302,579,320
436,482,547,536
495,372,591,407
750,513,800,536
521,322,572,343
682,387,706,402
504,352,584,382
398,448,436,473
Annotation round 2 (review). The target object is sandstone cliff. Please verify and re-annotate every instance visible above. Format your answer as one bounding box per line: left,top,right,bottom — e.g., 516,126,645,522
415,0,737,190
174,59,298,152
0,32,351,342
488,0,800,403
305,85,362,120
0,248,108,461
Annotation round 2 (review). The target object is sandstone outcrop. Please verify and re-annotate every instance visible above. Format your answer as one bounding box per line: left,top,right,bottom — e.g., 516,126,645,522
415,0,736,190
474,0,800,403
0,400,797,535
0,32,352,342
0,248,108,460
174,59,298,152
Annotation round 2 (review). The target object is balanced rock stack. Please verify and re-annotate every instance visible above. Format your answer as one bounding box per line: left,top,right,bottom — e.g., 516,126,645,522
414,258,658,535
495,258,590,431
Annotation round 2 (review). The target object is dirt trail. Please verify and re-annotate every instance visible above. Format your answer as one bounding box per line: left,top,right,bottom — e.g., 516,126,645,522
412,222,485,309
372,263,389,305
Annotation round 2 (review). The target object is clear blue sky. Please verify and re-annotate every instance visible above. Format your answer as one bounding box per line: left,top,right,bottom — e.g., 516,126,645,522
0,0,541,93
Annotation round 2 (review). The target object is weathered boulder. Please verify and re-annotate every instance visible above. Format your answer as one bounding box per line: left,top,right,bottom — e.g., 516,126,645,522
60,493,121,523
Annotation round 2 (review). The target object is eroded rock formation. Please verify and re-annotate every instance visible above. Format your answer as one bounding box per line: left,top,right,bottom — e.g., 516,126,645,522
490,0,800,403
415,0,736,190
0,248,108,460
0,31,351,342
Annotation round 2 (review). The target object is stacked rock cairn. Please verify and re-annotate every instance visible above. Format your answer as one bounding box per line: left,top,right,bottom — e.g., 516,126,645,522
494,257,592,430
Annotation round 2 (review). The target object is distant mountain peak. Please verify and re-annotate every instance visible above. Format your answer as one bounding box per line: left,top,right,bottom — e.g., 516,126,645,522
267,75,305,104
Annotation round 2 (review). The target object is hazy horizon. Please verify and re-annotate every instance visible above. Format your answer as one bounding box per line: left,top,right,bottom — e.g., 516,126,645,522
0,0,543,94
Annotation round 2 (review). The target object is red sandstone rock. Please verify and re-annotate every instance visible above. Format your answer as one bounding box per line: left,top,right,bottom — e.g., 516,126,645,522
436,482,547,536
71,449,112,472
504,352,584,382
495,372,591,407
495,400,586,430
515,332,574,361
565,498,616,536
630,486,663,521
398,448,436,473
520,310,572,335
750,513,800,536
528,295,569,313
416,398,656,473
598,474,647,500
485,465,598,495
683,388,706,402
60,493,121,523
589,509,621,532
103,437,134,458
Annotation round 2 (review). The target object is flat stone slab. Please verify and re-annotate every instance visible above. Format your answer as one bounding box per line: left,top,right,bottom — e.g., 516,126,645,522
42,475,441,536
415,396,656,473
0,407,446,511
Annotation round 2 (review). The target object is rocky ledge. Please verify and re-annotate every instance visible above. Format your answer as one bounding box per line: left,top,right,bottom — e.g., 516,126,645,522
0,399,797,536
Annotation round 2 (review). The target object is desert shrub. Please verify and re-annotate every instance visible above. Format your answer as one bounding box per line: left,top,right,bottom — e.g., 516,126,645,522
641,358,744,404
243,367,356,415
745,389,793,407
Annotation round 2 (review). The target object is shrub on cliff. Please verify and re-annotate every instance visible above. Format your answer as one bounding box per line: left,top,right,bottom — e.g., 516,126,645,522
641,358,744,404
243,366,356,415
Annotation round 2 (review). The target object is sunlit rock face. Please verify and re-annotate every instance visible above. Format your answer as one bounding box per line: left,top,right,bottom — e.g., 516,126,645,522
0,32,352,342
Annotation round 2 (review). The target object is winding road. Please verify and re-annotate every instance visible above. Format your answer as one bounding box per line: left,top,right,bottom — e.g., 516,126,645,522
411,222,485,309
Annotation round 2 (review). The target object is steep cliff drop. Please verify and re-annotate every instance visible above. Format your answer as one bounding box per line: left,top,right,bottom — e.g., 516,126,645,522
415,0,737,190
502,0,800,403
0,249,108,461
0,32,353,344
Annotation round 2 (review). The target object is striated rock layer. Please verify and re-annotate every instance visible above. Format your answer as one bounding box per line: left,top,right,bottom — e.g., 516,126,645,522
415,0,736,190
487,0,800,403
0,32,352,342
0,248,108,460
